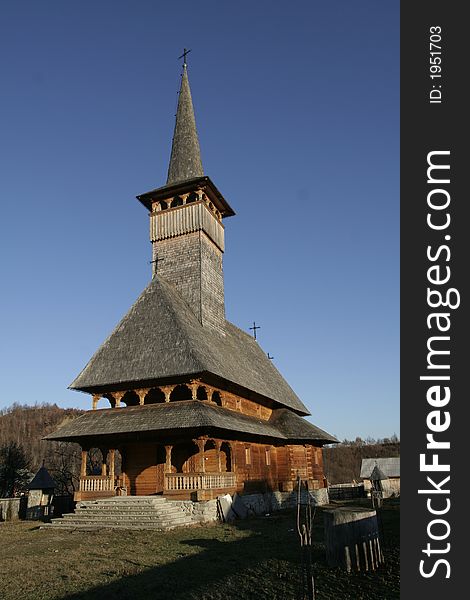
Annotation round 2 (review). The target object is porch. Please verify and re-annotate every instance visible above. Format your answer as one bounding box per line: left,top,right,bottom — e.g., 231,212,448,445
77,471,237,501
75,438,238,501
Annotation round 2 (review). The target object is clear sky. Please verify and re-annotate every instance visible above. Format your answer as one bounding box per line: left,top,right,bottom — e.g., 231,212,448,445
0,1,399,441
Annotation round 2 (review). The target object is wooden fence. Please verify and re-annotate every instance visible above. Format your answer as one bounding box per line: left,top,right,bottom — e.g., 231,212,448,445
328,483,365,501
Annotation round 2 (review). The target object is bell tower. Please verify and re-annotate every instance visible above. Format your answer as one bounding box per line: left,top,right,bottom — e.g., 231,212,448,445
136,63,235,335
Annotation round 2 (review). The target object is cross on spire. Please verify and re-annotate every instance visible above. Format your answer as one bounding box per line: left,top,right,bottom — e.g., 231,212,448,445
178,48,191,67
249,321,261,340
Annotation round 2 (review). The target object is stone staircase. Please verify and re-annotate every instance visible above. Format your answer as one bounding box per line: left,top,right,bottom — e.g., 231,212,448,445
46,496,194,531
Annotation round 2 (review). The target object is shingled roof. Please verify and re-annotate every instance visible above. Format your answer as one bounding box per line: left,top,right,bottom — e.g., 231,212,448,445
44,401,335,444
44,402,284,442
70,276,310,415
27,466,56,490
269,409,338,444
360,457,400,479
166,64,204,185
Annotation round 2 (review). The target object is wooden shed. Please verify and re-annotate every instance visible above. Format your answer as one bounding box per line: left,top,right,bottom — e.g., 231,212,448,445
360,457,400,498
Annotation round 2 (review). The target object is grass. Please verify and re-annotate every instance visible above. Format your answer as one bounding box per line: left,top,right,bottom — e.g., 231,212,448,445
0,499,399,600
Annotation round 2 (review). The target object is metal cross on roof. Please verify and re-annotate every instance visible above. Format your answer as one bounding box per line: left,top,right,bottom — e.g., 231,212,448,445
178,48,191,66
149,256,165,272
249,321,260,340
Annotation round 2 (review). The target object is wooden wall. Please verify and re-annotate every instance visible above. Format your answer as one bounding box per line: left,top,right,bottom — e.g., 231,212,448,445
121,443,165,495
119,438,326,497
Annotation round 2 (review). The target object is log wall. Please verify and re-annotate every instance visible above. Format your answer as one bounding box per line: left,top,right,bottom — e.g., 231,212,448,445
115,439,325,498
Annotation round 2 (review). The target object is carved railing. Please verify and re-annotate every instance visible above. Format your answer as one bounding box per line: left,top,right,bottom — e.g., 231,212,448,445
165,472,236,491
79,476,115,493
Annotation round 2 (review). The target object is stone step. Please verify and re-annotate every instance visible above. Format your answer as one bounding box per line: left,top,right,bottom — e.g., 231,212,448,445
48,496,194,531
78,499,168,508
59,513,190,523
44,522,186,531
70,509,185,519
73,506,186,514
75,503,179,510
53,515,192,525
75,504,167,513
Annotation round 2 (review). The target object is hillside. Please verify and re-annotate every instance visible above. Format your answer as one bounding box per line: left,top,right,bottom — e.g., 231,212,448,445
0,403,85,494
323,438,400,484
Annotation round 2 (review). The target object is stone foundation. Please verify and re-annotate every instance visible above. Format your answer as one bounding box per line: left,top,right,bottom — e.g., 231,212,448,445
172,487,329,524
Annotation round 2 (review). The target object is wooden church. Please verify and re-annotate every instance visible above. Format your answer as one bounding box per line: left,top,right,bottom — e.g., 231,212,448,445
46,59,337,502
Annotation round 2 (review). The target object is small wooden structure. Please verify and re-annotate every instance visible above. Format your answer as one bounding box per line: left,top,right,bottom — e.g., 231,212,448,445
324,507,384,572
26,466,56,520
360,457,400,498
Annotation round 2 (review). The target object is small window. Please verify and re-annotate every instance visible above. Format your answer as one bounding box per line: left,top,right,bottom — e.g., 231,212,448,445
265,448,271,466
245,446,251,466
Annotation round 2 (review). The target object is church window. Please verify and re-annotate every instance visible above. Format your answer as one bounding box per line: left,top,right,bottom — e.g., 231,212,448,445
265,447,271,466
245,446,251,465
160,200,168,210
212,391,222,406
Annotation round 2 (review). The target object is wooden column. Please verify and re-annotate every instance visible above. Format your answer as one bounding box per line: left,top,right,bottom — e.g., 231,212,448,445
190,382,198,400
194,438,206,473
113,391,124,408
161,386,172,403
228,443,235,472
137,389,148,406
108,449,115,482
165,445,173,472
80,450,87,477
92,394,100,410
215,440,222,472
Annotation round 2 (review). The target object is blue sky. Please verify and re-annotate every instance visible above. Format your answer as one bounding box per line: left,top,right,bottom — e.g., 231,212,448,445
0,1,399,441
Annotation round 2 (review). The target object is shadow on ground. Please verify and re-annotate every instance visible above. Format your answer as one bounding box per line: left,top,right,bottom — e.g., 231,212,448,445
57,504,399,600
58,514,300,600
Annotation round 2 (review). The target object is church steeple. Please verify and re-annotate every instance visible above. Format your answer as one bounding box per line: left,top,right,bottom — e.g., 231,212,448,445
166,64,204,185
136,58,235,335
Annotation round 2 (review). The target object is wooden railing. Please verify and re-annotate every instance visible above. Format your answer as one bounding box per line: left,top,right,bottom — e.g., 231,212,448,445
79,476,115,493
165,472,236,491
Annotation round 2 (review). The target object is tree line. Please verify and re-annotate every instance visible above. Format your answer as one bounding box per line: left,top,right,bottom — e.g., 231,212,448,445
323,436,400,484
0,403,84,497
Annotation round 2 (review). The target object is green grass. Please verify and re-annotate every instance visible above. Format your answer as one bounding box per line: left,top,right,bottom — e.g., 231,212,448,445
0,499,399,600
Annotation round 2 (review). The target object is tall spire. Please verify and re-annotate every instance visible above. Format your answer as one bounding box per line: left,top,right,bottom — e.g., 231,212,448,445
166,64,204,185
